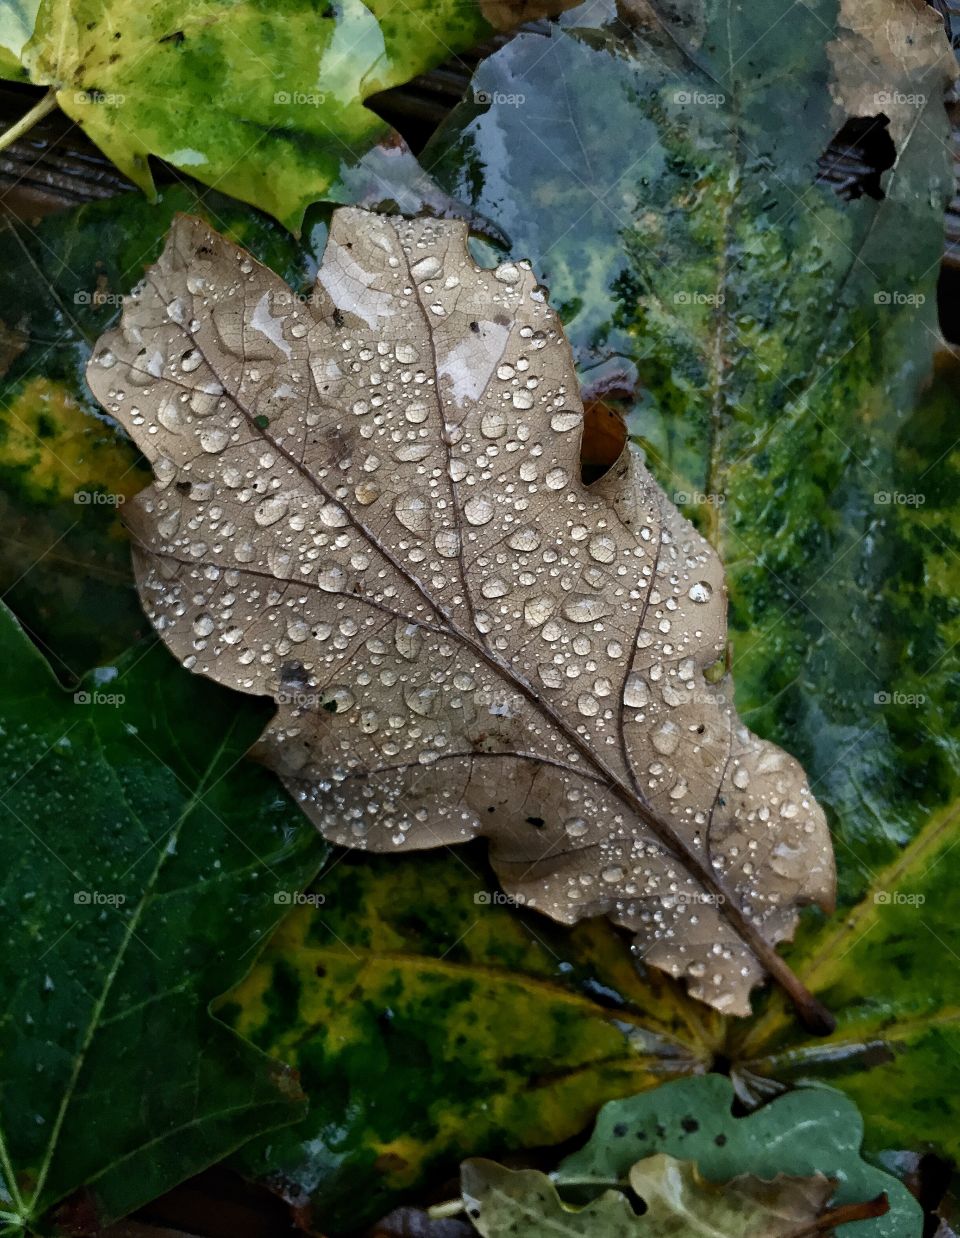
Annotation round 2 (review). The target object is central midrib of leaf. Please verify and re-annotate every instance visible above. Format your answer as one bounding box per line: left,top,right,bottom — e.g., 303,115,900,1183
2,709,240,1223
135,252,828,1026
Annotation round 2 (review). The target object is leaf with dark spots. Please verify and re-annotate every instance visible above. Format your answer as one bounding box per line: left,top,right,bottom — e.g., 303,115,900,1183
544,1077,917,1237
86,209,836,1024
460,1075,912,1236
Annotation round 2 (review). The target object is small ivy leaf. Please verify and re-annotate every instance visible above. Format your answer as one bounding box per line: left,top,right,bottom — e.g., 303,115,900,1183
86,210,836,1024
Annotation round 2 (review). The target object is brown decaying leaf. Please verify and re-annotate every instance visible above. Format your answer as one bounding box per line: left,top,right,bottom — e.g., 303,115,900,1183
86,210,835,1024
479,0,583,30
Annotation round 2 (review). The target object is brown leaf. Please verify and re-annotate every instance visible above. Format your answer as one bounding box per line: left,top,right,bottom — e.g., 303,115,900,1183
479,0,584,31
86,211,835,1023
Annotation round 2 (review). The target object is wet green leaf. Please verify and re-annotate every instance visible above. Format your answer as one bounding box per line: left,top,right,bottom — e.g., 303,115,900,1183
732,360,960,1155
0,602,327,1232
0,0,574,232
552,1076,918,1237
217,851,723,1232
423,0,960,1154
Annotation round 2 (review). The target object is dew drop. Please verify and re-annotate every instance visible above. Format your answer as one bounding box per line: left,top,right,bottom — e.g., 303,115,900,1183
588,535,616,564
651,721,680,755
550,410,581,433
524,595,555,627
394,493,429,535
404,683,440,718
688,581,713,603
623,674,649,708
395,623,423,661
562,594,608,623
434,529,461,558
508,527,541,552
480,410,508,439
321,685,356,714
200,427,229,453
254,495,288,527
411,255,441,282
481,576,509,599
317,563,347,592
464,495,495,526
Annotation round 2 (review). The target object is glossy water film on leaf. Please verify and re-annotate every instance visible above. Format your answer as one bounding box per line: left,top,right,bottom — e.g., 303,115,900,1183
0,0,580,231
86,210,836,1022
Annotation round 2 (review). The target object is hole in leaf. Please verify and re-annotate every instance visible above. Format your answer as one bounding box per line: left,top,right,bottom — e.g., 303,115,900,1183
580,375,632,483
816,114,896,201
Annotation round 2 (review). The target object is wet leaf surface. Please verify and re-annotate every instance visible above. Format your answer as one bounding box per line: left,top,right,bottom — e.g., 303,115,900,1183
728,356,960,1136
0,185,324,678
421,0,960,1157
549,1075,915,1237
0,0,577,232
0,602,326,1231
218,848,721,1232
462,1153,838,1237
0,184,716,1238
422,0,957,905
87,209,836,1023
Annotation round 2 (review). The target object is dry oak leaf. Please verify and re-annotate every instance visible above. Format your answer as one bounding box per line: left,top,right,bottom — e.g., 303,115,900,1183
86,210,836,1025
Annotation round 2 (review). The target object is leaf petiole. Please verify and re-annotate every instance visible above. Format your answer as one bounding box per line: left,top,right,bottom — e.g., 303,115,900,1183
0,89,58,155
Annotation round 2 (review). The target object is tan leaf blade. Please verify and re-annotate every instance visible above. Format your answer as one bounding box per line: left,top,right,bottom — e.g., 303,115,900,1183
86,210,835,1024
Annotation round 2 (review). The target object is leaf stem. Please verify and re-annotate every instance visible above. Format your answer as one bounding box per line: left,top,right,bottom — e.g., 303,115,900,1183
427,1199,466,1219
787,1193,889,1236
0,89,58,155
